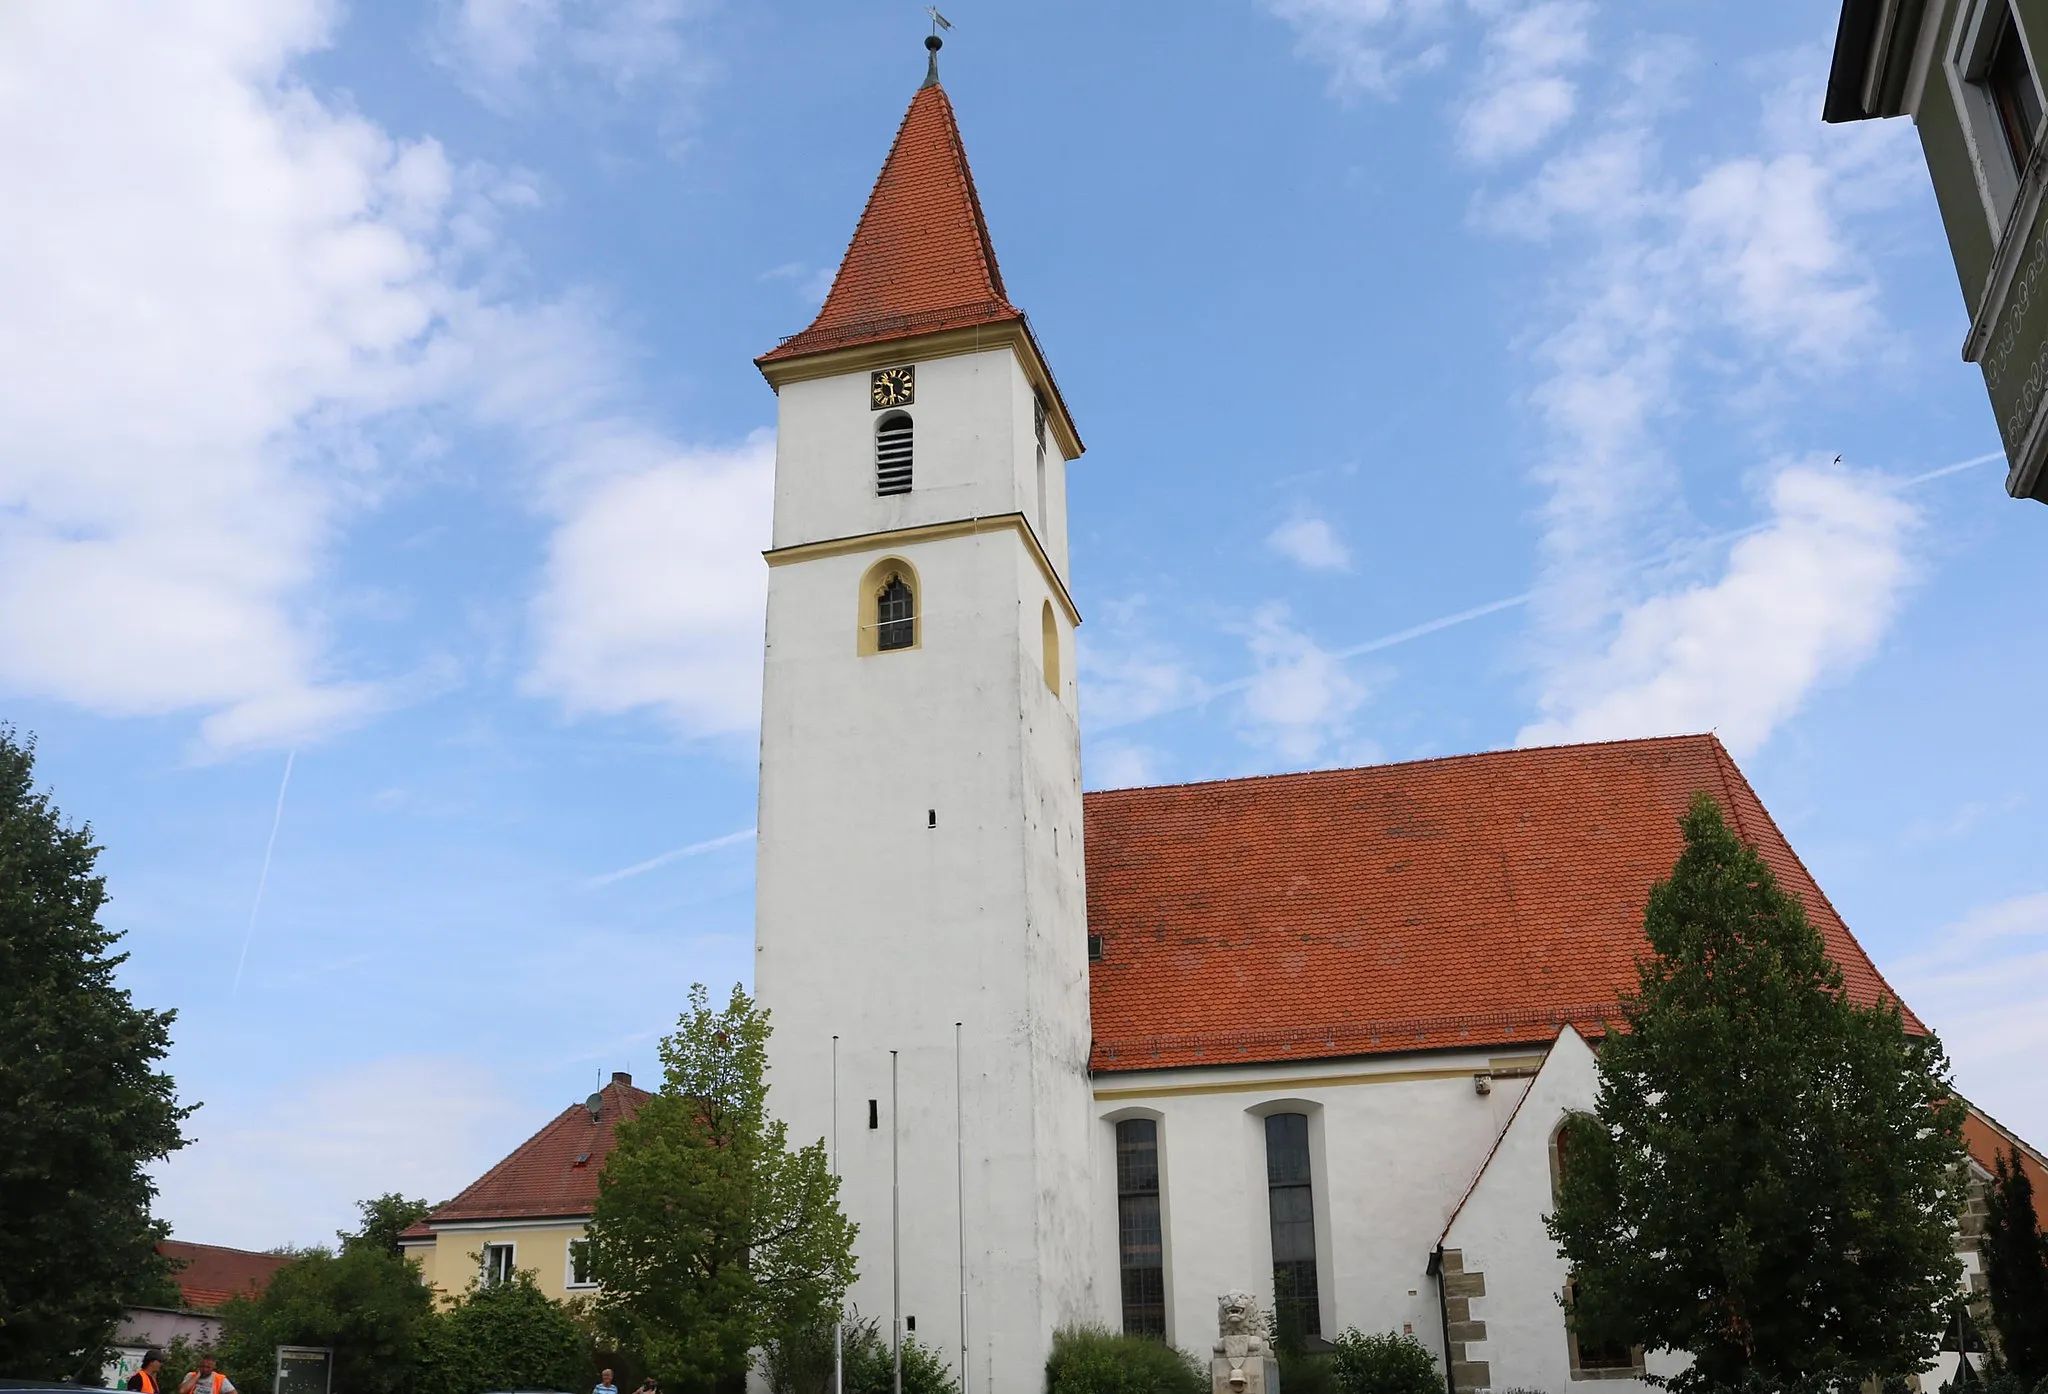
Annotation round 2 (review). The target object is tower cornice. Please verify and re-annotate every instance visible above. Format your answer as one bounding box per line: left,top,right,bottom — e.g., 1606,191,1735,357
762,509,1081,626
753,317,1083,460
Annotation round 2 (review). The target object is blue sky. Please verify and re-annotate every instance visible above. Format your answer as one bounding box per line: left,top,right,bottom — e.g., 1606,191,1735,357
3,0,2044,1248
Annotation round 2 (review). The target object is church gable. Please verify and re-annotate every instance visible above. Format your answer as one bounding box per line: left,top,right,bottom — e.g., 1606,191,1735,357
1082,734,1916,1072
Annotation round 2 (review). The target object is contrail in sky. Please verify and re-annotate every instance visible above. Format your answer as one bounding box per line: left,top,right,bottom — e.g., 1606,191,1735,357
587,826,757,888
231,749,296,998
1095,448,2002,733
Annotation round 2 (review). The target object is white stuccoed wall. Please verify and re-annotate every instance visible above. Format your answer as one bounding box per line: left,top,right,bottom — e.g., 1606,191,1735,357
1090,1046,1545,1359
755,340,1101,1394
1439,1027,1681,1393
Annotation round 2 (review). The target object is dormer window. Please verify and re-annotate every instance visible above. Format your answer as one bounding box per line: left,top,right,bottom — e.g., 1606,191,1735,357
877,412,913,495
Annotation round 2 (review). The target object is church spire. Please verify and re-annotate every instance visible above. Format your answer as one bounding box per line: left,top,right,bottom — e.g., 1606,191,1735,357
757,49,1020,366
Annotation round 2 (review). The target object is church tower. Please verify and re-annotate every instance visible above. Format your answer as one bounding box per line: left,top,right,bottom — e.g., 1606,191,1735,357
751,38,1101,1394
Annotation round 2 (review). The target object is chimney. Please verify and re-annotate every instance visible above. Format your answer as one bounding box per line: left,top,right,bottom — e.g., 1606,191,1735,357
611,1071,632,1088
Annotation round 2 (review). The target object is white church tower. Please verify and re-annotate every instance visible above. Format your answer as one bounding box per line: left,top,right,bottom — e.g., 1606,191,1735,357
751,36,1101,1394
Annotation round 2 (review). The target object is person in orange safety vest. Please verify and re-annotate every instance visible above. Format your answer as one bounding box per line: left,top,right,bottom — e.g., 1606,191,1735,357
125,1350,162,1392
179,1355,236,1394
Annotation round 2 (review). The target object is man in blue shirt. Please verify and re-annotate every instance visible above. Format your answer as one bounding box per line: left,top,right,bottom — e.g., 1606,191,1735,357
594,1369,618,1394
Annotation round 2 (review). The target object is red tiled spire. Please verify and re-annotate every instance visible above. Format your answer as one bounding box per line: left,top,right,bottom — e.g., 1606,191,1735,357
758,75,1021,365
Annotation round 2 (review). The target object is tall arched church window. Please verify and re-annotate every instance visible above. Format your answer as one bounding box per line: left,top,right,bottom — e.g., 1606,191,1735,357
1041,600,1060,695
1265,1112,1321,1338
1553,1117,1639,1375
876,412,913,496
1115,1119,1165,1337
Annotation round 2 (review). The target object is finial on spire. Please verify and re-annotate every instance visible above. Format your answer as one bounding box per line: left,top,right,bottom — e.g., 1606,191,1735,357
922,8,951,88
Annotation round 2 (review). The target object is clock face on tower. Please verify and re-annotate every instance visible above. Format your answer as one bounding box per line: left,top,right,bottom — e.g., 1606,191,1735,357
870,365,915,410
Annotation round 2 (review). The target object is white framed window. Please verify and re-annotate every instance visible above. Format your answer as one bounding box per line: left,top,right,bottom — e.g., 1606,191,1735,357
481,1241,515,1286
1951,0,2047,227
566,1238,597,1290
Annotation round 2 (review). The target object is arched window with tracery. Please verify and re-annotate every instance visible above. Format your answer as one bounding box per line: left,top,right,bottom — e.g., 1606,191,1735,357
877,574,915,650
876,412,913,495
856,557,920,656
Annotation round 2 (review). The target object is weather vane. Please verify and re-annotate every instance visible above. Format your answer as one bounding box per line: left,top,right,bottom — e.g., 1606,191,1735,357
921,8,951,87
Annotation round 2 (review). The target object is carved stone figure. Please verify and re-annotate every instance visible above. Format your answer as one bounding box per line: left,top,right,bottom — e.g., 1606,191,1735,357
1212,1291,1279,1394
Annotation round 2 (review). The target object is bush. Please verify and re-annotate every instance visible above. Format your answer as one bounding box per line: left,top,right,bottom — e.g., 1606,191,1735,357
433,1270,590,1394
842,1316,959,1394
1328,1329,1439,1394
1045,1326,1205,1394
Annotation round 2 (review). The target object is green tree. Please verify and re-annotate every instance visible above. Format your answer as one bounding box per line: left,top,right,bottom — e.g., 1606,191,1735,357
216,1244,436,1394
1326,1329,1440,1394
432,1269,589,1394
341,1193,435,1258
1548,792,1968,1394
0,725,191,1379
1983,1150,2048,1385
588,983,856,1393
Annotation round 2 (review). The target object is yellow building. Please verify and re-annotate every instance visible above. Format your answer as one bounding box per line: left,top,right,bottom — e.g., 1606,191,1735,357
401,1071,649,1302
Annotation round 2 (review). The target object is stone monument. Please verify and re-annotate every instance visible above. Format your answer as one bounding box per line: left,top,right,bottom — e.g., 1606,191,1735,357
1212,1291,1281,1394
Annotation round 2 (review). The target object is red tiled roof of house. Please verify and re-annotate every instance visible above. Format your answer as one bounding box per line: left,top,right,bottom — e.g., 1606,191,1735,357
406,1075,651,1230
1083,734,1918,1072
757,77,1019,365
157,1240,294,1312
1964,1102,2048,1231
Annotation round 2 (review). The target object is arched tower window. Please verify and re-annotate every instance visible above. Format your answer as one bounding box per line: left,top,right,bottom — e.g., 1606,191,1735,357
877,575,914,650
876,412,913,496
1041,600,1060,694
857,557,921,656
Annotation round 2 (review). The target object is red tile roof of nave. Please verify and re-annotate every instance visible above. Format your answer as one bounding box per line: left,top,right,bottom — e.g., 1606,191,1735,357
757,79,1021,365
1964,1103,2048,1232
1082,734,1920,1073
156,1240,294,1312
405,1076,652,1231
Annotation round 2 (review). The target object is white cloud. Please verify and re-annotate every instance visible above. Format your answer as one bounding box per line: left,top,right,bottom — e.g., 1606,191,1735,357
1468,37,1922,755
1518,463,1915,756
156,1054,527,1250
0,4,762,753
524,431,774,735
1887,891,2048,1149
1679,152,1878,360
435,0,699,109
1267,515,1354,571
0,0,468,754
1237,604,1371,763
1458,1,1591,162
1265,0,1453,98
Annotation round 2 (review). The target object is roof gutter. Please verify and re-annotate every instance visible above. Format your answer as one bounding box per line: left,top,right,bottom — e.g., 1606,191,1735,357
1426,1246,1456,1394
1823,0,1930,122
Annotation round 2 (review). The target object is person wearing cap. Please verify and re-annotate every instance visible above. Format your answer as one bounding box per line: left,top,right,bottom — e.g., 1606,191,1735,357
180,1354,235,1394
126,1351,163,1393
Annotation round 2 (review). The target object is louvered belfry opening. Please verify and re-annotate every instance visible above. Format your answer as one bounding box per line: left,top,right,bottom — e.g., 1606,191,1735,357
876,412,913,495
